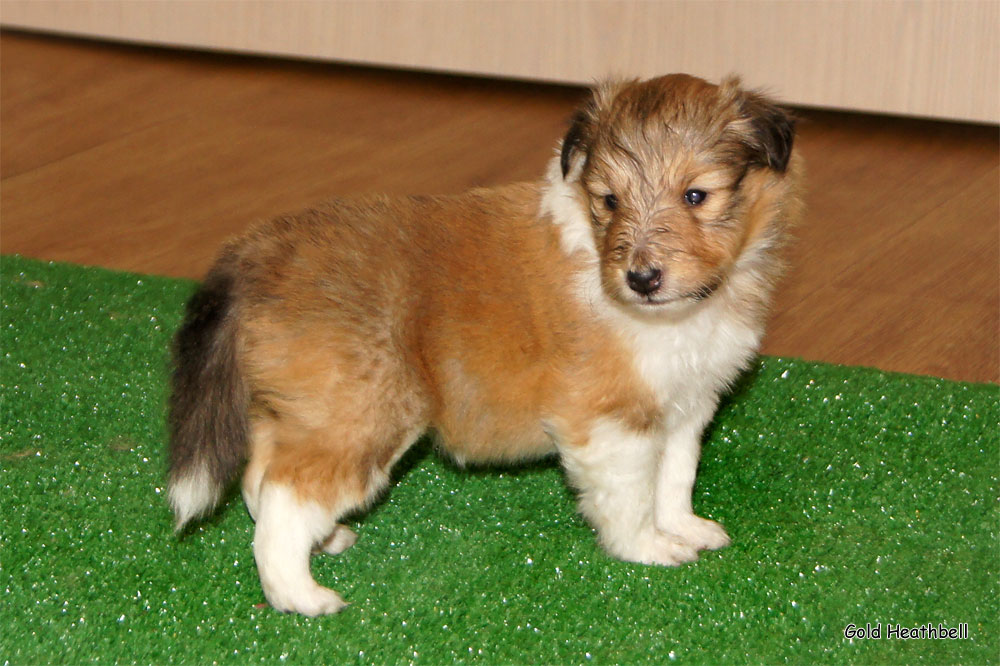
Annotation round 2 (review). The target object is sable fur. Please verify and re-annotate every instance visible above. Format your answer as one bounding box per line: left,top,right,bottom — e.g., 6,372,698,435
167,73,804,616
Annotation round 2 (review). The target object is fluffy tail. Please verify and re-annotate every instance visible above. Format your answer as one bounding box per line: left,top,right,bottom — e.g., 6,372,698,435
167,264,249,531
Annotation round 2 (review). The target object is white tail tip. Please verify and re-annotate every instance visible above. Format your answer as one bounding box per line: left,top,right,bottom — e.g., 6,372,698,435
168,464,221,531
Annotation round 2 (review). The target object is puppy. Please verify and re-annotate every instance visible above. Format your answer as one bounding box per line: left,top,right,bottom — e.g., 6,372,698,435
167,74,803,616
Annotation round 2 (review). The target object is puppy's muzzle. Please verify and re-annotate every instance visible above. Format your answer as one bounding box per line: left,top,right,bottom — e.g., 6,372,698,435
626,267,662,296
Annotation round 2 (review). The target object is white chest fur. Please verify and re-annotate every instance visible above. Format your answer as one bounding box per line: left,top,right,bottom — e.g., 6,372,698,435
621,298,761,413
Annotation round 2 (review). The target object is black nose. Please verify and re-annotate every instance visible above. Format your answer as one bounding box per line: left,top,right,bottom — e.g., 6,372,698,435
626,267,662,295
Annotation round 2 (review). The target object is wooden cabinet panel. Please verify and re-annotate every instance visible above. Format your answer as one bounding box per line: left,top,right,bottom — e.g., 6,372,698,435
2,0,997,122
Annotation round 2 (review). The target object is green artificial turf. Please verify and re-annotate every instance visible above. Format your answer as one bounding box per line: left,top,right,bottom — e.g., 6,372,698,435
1,254,997,665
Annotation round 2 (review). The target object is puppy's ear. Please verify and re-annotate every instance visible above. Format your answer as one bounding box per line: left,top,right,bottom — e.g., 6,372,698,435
559,80,628,179
722,77,796,173
742,92,796,172
560,108,591,178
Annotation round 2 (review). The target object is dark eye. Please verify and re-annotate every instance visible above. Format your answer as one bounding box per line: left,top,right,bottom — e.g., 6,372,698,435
604,194,619,211
684,189,707,206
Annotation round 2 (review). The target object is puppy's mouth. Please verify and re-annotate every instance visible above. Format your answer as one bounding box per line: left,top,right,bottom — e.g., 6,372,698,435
630,278,722,307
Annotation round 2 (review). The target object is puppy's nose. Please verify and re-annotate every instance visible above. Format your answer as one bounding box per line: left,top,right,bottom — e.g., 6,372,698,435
626,267,662,295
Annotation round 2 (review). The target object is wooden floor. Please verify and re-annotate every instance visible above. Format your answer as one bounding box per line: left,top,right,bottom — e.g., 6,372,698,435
2,31,997,383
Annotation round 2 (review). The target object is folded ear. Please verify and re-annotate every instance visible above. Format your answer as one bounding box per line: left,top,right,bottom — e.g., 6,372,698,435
560,103,596,178
559,79,630,179
738,90,796,173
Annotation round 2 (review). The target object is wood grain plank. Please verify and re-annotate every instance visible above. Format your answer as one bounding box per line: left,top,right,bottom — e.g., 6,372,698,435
762,285,998,383
0,35,285,176
781,112,997,286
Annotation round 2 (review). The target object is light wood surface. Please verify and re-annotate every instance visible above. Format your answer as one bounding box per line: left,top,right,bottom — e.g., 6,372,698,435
1,32,997,383
1,0,997,123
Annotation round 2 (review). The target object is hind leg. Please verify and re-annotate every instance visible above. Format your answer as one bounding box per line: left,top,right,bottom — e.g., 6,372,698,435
243,420,276,522
317,525,358,555
244,422,358,557
254,481,348,616
252,423,423,616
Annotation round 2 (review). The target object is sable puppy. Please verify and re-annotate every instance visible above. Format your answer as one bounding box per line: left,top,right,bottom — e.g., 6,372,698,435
168,74,804,616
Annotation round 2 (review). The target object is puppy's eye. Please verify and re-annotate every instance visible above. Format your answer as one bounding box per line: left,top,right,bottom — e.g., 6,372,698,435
603,194,619,211
684,189,708,206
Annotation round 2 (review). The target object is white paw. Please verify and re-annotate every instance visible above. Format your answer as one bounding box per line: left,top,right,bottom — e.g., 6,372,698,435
610,530,700,567
643,531,701,566
660,514,730,552
317,525,358,555
264,582,347,617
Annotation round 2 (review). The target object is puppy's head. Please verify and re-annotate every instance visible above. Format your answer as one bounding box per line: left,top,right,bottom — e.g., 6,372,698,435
559,74,798,311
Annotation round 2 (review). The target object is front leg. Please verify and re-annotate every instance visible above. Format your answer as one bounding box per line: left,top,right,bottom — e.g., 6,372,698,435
654,400,730,552
559,418,701,566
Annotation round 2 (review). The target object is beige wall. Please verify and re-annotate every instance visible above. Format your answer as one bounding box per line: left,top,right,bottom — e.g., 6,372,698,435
2,0,997,123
